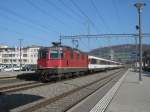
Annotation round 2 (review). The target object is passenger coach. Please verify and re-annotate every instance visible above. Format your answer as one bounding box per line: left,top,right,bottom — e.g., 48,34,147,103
88,56,122,72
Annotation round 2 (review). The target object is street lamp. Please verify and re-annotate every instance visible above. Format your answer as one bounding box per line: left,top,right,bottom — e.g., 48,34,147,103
134,3,146,81
19,39,23,71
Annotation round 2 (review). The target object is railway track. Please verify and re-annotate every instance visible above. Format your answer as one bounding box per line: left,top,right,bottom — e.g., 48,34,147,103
0,69,121,95
0,81,48,95
0,73,98,95
20,69,126,112
0,76,16,80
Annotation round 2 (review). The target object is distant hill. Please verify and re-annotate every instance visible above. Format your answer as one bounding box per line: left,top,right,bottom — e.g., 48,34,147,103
90,44,150,53
89,44,150,63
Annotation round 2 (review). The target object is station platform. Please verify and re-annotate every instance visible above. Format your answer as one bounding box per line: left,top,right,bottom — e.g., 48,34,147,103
91,69,150,112
0,71,35,79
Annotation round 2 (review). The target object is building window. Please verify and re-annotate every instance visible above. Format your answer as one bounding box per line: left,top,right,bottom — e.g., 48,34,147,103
8,54,15,57
3,59,8,63
23,54,27,57
2,54,9,57
23,59,27,62
10,59,12,62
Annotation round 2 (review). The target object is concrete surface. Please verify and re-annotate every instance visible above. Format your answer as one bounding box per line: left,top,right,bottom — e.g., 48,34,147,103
105,70,150,112
0,71,35,78
11,70,119,112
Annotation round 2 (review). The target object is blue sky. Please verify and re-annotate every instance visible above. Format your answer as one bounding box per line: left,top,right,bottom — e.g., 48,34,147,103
0,0,150,51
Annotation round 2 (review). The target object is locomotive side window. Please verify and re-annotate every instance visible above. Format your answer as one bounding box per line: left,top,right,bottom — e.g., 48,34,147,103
77,53,80,60
82,54,84,60
61,51,64,59
71,51,74,60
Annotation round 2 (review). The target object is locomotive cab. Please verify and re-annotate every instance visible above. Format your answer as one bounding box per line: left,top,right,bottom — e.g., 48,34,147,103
38,45,64,69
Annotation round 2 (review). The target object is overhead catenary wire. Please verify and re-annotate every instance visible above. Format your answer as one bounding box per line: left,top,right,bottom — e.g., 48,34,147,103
0,25,28,36
0,12,51,35
26,0,68,30
90,0,112,50
61,33,150,39
91,0,112,33
45,0,81,23
0,5,58,34
59,0,85,24
70,0,100,34
80,38,92,50
112,0,124,33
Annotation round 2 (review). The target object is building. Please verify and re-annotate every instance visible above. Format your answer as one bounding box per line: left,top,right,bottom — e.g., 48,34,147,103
0,44,8,48
0,45,40,66
143,50,150,68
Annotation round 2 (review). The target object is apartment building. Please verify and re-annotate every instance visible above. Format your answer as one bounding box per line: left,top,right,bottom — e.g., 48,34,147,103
0,45,40,66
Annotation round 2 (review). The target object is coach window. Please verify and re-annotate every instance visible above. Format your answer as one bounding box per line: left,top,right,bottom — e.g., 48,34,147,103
97,60,100,64
91,59,96,64
101,60,106,64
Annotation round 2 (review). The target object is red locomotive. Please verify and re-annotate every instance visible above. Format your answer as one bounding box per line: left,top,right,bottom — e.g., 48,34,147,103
37,42,123,82
37,42,88,81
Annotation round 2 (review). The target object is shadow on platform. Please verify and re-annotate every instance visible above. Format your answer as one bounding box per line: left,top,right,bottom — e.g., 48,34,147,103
130,69,150,77
0,93,43,112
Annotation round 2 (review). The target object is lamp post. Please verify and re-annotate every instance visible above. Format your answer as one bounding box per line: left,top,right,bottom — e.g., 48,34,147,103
19,39,23,71
134,3,146,81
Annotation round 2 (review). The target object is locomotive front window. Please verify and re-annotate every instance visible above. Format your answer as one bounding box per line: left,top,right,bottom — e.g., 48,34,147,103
38,50,47,59
50,50,64,59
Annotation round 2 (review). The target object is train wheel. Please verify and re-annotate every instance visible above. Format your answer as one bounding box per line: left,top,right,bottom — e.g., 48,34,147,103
40,72,49,82
64,73,71,79
57,74,62,81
